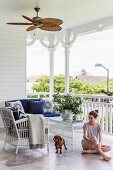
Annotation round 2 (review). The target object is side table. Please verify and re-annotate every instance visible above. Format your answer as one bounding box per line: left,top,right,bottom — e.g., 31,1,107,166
49,117,83,141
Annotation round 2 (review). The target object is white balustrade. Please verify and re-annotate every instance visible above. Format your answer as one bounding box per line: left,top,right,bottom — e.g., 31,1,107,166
27,92,113,134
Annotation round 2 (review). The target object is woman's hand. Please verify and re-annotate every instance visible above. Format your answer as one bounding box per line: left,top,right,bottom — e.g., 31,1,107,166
96,143,101,148
89,136,97,144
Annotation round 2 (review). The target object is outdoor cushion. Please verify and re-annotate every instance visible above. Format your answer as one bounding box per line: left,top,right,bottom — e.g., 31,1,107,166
20,99,42,113
43,112,60,117
5,99,60,118
18,110,27,119
29,100,44,114
8,107,19,120
13,100,25,113
6,100,18,108
43,98,53,113
6,100,25,120
20,99,29,113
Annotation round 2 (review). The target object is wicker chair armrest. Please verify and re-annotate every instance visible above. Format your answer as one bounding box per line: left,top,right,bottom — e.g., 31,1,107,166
15,118,29,130
15,118,28,124
15,118,29,139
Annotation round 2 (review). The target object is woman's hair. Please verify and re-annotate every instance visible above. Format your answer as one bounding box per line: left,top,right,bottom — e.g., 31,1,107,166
89,110,98,118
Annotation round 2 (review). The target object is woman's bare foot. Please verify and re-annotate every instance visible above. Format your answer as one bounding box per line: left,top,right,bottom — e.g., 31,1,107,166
82,150,92,154
103,156,112,162
82,150,86,154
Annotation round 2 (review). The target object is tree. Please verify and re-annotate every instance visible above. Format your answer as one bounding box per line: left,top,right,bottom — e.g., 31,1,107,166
32,75,113,95
54,75,65,93
79,69,88,76
33,75,50,92
32,75,65,93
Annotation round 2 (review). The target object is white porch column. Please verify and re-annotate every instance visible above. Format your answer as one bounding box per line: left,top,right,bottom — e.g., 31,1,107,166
61,30,77,94
48,47,54,98
64,44,71,94
39,34,59,98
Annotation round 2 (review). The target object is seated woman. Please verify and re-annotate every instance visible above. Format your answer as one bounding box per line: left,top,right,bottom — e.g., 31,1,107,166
81,110,112,162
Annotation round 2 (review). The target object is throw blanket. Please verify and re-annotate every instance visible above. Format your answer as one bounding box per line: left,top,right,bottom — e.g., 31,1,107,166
28,114,45,149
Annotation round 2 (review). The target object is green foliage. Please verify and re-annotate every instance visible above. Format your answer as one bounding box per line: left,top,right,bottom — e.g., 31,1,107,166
98,79,113,93
27,94,39,98
33,75,50,92
54,75,65,93
27,94,45,99
53,93,82,115
32,75,65,93
32,75,113,95
70,78,83,93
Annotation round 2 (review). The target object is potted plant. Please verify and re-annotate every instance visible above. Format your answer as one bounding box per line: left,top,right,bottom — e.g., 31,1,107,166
53,93,82,121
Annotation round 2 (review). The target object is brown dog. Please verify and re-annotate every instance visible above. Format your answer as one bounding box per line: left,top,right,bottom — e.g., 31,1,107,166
53,135,67,154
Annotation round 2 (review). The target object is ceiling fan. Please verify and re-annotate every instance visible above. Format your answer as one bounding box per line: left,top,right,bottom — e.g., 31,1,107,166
7,7,63,32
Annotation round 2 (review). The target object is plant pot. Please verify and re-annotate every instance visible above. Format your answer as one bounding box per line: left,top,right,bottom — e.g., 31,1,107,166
61,110,73,121
73,114,83,122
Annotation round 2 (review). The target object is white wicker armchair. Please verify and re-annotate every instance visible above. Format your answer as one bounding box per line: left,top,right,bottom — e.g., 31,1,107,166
0,107,49,154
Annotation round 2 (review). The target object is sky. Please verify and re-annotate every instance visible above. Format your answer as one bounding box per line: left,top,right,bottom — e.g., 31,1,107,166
26,28,113,78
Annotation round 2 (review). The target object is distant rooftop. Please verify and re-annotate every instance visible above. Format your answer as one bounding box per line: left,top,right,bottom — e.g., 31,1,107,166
27,75,109,84
75,75,107,83
27,75,41,82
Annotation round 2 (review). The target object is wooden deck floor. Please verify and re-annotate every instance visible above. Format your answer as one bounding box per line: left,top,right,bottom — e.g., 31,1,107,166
0,130,113,170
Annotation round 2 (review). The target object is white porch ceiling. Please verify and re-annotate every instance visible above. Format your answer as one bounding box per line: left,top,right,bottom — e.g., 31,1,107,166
1,0,113,31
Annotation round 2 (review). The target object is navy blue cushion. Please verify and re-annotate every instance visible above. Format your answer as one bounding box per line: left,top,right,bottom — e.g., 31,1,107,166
20,99,42,113
20,99,29,113
29,100,44,114
43,112,60,117
29,99,42,102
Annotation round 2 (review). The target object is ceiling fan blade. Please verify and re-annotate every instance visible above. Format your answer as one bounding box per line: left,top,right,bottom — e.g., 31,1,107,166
39,25,62,31
26,26,37,31
22,15,34,22
38,23,58,27
34,22,44,27
40,18,63,25
7,22,33,25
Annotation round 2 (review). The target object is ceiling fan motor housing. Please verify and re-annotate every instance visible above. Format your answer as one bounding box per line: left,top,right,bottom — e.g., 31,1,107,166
32,17,42,22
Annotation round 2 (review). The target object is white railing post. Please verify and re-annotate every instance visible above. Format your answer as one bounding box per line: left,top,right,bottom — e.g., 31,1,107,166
98,98,101,124
105,105,108,133
109,104,112,134
101,104,105,131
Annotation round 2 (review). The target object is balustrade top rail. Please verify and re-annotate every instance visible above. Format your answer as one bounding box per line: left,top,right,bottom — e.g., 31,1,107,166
28,92,113,101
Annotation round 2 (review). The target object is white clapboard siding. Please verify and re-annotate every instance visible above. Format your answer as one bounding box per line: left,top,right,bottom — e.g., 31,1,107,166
0,26,26,102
